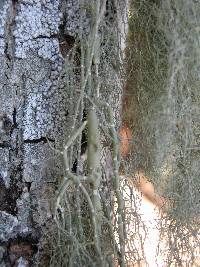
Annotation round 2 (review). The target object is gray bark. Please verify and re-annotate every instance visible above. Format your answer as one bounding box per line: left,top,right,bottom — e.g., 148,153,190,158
0,1,67,265
0,1,125,266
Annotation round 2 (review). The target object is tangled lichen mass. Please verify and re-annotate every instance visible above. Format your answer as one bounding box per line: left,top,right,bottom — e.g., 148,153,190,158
50,0,199,266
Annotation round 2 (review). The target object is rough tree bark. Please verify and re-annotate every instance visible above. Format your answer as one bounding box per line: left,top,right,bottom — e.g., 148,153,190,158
0,1,127,266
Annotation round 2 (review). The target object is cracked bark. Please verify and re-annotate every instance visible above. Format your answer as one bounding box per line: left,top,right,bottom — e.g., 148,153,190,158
0,1,66,265
0,0,127,266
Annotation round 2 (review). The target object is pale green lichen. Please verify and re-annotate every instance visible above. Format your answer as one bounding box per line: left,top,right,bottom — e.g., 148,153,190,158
125,0,200,265
51,1,127,266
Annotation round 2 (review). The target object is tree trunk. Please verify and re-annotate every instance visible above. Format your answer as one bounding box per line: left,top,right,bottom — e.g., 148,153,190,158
0,1,126,266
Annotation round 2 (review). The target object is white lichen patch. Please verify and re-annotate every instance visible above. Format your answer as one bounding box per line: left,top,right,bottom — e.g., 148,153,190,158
65,0,90,36
14,0,61,59
0,211,19,241
11,0,68,141
0,0,10,55
0,39,5,56
37,38,60,60
0,149,10,188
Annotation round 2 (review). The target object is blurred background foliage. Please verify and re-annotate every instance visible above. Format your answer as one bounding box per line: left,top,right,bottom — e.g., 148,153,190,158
122,0,200,264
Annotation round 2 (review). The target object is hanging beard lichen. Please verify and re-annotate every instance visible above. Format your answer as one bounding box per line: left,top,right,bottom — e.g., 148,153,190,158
48,0,200,266
124,0,199,265
49,1,128,267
